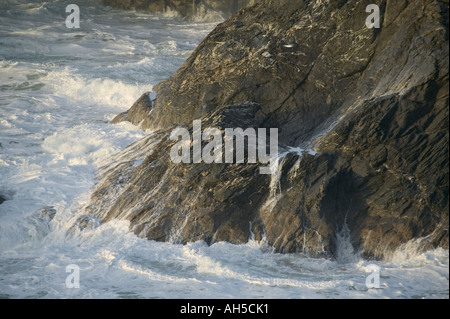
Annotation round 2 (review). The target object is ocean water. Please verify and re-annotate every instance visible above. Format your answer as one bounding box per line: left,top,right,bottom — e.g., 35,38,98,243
0,0,448,299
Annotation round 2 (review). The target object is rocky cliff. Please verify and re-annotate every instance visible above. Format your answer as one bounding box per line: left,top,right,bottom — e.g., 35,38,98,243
86,0,449,260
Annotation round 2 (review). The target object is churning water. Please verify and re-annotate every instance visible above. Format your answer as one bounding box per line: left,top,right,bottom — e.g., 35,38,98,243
0,0,448,299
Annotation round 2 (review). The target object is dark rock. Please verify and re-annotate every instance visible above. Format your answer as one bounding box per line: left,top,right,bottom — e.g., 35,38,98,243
33,206,57,222
25,207,58,240
94,0,449,260
71,214,101,232
0,190,13,205
89,103,270,245
112,92,155,129
316,79,449,259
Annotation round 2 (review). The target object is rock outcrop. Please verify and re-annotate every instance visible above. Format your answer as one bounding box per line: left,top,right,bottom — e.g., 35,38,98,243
101,0,260,19
88,0,449,260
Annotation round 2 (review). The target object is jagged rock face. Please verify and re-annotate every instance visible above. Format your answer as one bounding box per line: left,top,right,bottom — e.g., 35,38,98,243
88,103,269,246
101,0,260,19
90,0,449,260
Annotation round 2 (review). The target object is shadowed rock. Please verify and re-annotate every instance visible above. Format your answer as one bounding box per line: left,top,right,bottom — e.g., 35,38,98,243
93,0,448,260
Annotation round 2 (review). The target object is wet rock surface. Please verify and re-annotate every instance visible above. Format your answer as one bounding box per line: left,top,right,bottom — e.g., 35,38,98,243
91,0,448,260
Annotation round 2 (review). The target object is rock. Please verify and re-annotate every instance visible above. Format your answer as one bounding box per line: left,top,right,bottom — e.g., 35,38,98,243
315,80,449,259
25,207,58,240
117,0,390,145
91,103,269,245
101,0,261,19
0,190,13,205
98,0,448,260
112,92,155,130
32,206,57,222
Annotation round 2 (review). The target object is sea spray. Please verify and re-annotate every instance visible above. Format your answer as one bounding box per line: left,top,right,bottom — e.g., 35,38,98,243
0,0,447,299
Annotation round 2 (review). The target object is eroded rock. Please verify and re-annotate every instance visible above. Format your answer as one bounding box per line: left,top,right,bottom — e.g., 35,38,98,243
92,0,449,260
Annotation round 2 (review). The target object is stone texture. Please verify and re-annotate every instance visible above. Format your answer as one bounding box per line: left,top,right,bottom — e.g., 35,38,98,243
112,92,155,129
93,0,448,260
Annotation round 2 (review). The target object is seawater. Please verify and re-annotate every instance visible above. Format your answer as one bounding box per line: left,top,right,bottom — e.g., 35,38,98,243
0,0,448,299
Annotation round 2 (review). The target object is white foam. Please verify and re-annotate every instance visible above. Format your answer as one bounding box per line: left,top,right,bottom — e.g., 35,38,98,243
260,146,317,213
41,68,152,111
0,0,447,300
